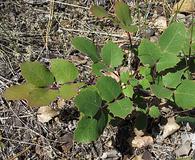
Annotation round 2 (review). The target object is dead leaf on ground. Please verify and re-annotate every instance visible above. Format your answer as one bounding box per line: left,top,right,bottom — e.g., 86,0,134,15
162,117,180,139
134,128,144,137
132,135,154,148
103,71,120,82
173,0,195,13
37,106,59,123
69,55,87,64
58,133,73,153
175,140,191,157
142,150,153,160
57,97,65,109
132,155,143,160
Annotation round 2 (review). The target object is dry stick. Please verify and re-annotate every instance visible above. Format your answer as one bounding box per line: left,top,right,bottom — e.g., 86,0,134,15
127,32,133,49
61,27,126,38
3,101,57,149
52,0,89,10
1,137,43,147
189,13,194,58
8,146,31,160
170,0,185,24
0,114,33,120
0,124,66,144
45,0,54,51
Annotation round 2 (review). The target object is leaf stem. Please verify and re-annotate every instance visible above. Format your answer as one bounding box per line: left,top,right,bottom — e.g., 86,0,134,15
127,32,133,50
188,13,194,58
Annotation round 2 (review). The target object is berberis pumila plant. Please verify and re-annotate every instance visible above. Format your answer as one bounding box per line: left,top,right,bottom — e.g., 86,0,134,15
3,1,195,143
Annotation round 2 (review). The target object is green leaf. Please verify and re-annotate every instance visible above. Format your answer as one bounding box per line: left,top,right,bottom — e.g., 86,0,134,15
120,24,138,33
123,85,134,97
139,78,150,89
130,77,139,87
92,62,107,76
139,65,153,82
3,83,35,100
176,116,195,125
96,76,122,102
74,117,99,143
151,84,173,99
101,41,124,68
115,1,132,25
59,83,84,100
159,22,187,54
162,69,184,88
75,88,101,117
109,98,133,118
176,157,192,160
149,106,160,118
156,53,180,72
135,112,148,130
72,37,100,62
183,26,195,55
95,110,108,134
50,59,78,84
115,1,137,32
21,62,54,87
27,88,58,106
138,39,162,66
90,5,108,18
120,71,130,84
175,80,195,109
182,29,191,55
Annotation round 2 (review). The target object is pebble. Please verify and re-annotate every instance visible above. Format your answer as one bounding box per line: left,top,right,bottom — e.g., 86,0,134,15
167,0,177,3
145,28,155,37
154,16,167,31
176,13,186,23
101,150,120,159
95,0,106,5
150,36,158,43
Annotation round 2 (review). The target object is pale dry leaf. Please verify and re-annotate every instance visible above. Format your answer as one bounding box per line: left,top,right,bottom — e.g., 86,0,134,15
57,97,65,109
103,71,120,82
173,0,195,13
37,106,59,123
132,155,143,160
69,55,87,64
175,140,191,157
132,135,154,148
58,133,73,153
119,66,129,73
154,16,167,31
162,117,180,139
134,128,144,137
189,133,195,150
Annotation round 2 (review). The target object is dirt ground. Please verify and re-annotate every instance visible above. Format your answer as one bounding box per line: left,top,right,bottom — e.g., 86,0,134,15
0,0,195,160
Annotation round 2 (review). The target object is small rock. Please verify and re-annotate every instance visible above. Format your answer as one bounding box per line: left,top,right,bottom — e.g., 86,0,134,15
150,36,158,43
167,0,177,3
95,0,106,5
101,150,119,159
142,150,153,160
176,13,186,22
154,16,167,31
162,117,180,139
145,28,155,37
